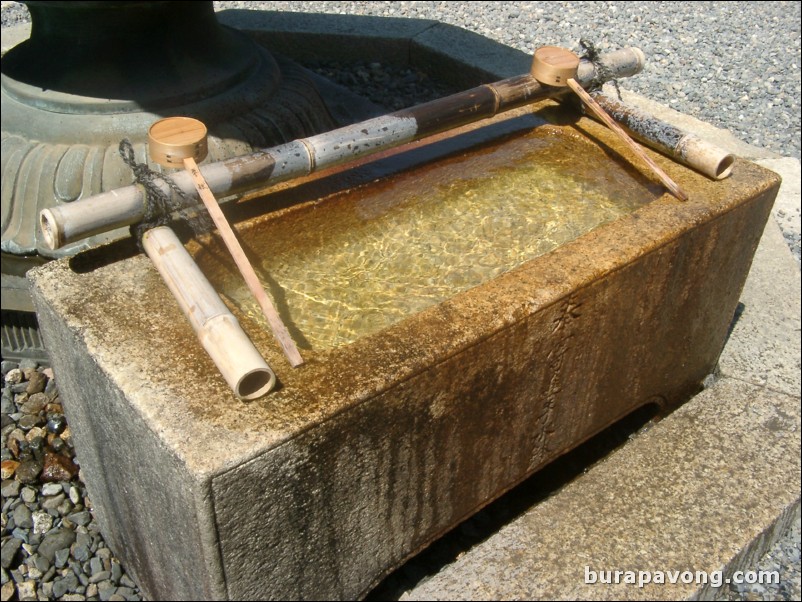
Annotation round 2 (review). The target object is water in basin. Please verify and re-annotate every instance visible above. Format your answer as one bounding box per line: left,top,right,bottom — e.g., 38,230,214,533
198,118,657,349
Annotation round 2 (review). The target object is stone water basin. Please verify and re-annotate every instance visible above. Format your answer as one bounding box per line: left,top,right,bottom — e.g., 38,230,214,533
29,100,780,600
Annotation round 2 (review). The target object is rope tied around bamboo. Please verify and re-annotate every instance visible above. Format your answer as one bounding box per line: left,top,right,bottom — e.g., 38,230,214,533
118,139,213,248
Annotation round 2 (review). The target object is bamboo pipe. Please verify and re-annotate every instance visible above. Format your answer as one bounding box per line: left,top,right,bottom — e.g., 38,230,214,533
141,226,276,400
588,93,735,180
39,47,646,251
148,117,304,367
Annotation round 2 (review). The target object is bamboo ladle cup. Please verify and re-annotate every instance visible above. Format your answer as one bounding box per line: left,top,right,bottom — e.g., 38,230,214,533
531,46,689,202
148,117,304,367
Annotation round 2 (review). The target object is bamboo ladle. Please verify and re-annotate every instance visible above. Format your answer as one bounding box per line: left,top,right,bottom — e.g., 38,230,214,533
148,117,304,367
531,46,689,202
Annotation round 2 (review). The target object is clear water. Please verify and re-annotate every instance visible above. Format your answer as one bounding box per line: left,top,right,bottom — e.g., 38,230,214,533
202,124,655,350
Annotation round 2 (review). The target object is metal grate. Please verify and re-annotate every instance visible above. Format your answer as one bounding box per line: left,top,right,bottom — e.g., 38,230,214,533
1,310,48,364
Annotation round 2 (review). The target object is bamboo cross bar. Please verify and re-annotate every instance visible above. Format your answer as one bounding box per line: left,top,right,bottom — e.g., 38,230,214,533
148,117,304,367
39,47,646,251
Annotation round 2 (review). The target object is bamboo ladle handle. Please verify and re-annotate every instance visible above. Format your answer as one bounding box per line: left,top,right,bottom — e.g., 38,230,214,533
148,117,304,367
531,46,689,202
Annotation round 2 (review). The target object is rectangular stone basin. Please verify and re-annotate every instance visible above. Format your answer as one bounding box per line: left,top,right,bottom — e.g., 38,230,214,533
29,101,780,601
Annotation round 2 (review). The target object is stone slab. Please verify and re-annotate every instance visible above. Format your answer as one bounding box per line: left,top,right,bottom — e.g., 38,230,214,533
402,378,801,600
717,207,801,396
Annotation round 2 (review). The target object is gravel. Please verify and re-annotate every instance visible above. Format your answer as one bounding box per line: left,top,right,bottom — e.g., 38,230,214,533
1,2,799,600
1,363,143,602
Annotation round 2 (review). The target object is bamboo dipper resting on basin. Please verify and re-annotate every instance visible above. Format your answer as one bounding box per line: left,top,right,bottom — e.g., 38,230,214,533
530,46,689,202
135,117,281,400
148,117,304,368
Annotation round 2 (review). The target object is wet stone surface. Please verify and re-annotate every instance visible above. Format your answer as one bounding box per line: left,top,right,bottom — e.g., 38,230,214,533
1,362,142,602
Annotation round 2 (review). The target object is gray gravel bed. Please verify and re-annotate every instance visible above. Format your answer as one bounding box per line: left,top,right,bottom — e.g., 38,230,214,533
212,0,802,160
1,2,799,601
3,1,799,158
1,361,142,602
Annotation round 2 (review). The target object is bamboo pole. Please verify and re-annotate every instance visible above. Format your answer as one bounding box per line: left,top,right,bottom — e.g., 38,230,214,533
589,93,734,180
39,47,646,251
141,226,276,400
148,117,304,367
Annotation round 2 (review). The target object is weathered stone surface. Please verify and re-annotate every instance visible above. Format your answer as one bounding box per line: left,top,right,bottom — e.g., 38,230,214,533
29,128,779,600
403,379,801,601
25,19,782,600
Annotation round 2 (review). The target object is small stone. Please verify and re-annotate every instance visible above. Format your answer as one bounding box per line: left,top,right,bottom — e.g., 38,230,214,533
52,577,69,598
20,393,47,415
54,547,70,569
71,543,91,563
107,595,126,602
32,511,54,534
25,372,46,395
118,574,136,589
41,581,54,598
20,487,36,504
44,378,59,398
14,460,43,484
0,394,14,415
89,571,110,584
58,500,75,516
41,482,63,496
89,557,104,576
40,493,65,511
99,585,119,601
46,414,67,435
10,529,28,544
16,580,37,601
4,369,23,386
17,360,37,373
32,554,50,573
1,479,21,498
5,430,25,458
62,595,87,601
0,581,15,601
41,453,79,482
86,583,98,598
23,426,45,442
109,560,122,584
17,414,45,430
38,528,77,562
25,565,42,580
0,460,19,479
49,437,66,453
12,504,33,529
1,538,22,569
68,511,92,527
68,486,81,505
115,586,136,598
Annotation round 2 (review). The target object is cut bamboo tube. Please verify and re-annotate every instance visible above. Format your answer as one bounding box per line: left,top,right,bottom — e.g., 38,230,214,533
589,93,734,180
148,117,304,367
565,78,689,201
39,47,646,251
142,226,276,400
